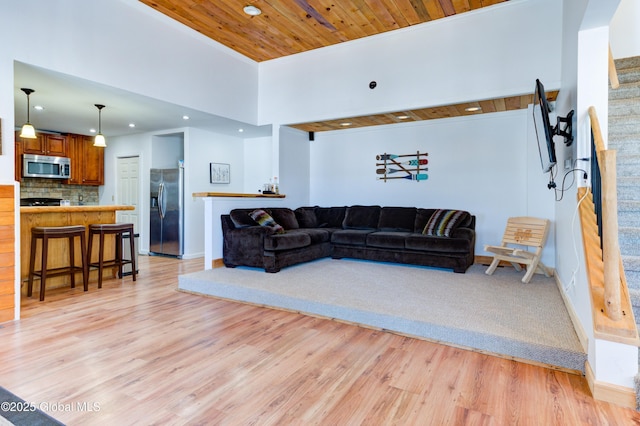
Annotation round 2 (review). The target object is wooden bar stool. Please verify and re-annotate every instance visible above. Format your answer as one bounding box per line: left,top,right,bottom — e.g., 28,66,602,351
87,223,137,288
28,225,88,301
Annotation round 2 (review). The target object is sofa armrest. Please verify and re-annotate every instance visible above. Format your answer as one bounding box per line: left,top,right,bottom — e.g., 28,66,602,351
222,224,275,267
450,227,475,240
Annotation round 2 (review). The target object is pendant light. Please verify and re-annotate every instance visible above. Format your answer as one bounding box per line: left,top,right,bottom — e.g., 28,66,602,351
94,104,106,147
19,88,37,139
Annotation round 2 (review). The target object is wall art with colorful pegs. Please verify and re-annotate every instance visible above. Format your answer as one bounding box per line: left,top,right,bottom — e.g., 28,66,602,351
376,151,428,182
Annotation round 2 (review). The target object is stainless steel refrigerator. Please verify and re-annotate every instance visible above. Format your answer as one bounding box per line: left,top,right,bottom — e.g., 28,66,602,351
150,168,184,258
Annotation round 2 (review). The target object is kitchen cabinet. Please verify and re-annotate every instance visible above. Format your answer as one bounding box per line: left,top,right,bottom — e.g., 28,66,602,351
67,134,104,186
20,133,68,157
14,137,23,182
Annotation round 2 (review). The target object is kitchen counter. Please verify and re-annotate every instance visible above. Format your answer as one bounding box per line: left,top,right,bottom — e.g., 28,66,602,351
21,205,135,214
20,205,135,296
192,192,286,198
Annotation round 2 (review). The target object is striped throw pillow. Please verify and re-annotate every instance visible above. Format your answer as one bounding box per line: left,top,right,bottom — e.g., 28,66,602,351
249,209,285,234
423,209,468,237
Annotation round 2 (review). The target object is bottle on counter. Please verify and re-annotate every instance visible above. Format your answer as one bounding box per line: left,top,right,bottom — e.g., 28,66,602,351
273,177,279,194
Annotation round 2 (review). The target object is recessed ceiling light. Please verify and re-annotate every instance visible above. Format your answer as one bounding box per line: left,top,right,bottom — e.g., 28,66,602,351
182,115,190,120
340,122,352,127
243,5,262,16
465,106,482,112
90,128,96,134
129,123,136,128
34,105,44,111
238,128,244,132
396,115,409,120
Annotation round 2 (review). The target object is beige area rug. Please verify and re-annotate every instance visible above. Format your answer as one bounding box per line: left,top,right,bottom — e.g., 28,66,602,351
179,258,586,372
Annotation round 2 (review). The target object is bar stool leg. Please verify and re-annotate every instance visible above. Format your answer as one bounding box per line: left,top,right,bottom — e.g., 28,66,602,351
28,234,38,297
39,235,49,302
80,232,88,292
116,233,123,279
98,231,105,289
69,235,76,289
129,229,137,282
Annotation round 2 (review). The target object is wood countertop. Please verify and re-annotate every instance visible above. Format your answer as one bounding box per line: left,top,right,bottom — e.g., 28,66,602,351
193,192,285,198
21,205,135,214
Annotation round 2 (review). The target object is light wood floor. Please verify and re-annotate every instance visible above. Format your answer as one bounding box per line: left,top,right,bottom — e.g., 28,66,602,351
2,255,639,425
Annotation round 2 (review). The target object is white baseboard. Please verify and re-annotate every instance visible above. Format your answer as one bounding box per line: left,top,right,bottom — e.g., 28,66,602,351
585,361,637,409
555,274,589,353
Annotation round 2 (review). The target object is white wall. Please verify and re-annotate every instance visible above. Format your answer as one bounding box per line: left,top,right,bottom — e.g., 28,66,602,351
309,110,555,266
610,0,640,59
258,0,562,126
0,0,259,184
243,136,273,194
101,127,249,259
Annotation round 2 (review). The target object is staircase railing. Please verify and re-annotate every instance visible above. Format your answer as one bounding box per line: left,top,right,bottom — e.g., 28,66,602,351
581,106,637,343
609,45,620,89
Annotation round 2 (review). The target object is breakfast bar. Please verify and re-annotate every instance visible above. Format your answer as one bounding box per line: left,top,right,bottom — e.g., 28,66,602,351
20,205,135,296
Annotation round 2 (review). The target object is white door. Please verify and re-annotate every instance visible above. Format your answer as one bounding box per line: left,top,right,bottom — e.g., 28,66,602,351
116,156,140,232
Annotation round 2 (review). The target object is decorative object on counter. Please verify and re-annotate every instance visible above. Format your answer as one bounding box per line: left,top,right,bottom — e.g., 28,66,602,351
19,88,37,139
273,176,279,194
210,162,230,184
93,104,106,147
376,151,428,182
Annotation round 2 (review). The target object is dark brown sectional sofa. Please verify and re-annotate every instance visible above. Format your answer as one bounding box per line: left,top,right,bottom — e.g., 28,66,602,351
221,205,476,273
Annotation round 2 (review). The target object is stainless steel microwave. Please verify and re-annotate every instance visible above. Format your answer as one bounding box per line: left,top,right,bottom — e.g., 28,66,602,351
23,154,71,179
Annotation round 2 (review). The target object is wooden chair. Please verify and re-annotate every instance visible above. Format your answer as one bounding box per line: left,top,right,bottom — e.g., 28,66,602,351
484,217,553,283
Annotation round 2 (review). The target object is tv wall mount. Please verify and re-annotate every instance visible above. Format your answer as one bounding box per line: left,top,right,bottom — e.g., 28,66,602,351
554,109,574,147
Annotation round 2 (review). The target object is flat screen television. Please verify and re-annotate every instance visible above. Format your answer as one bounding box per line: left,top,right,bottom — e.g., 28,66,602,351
532,79,556,173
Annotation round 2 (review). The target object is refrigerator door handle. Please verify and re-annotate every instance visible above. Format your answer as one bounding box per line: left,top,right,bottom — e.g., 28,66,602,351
158,182,166,219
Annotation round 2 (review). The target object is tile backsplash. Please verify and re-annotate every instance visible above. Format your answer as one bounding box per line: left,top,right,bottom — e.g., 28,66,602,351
20,179,99,205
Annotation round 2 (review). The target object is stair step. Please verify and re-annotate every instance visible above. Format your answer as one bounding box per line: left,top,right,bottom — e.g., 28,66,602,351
609,135,640,154
615,56,640,71
619,201,640,227
623,255,640,293
615,66,640,85
616,154,640,176
609,82,640,101
609,119,640,137
620,227,640,256
609,100,640,117
617,177,640,200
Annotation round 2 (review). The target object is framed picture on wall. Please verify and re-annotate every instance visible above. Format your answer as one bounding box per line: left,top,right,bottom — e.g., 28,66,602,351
210,162,230,184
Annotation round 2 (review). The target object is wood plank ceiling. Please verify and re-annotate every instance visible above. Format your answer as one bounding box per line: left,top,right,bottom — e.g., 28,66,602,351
138,0,555,133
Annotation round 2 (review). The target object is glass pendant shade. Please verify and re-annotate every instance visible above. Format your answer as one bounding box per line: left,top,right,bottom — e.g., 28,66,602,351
20,88,37,139
93,104,106,147
20,123,37,139
94,133,106,147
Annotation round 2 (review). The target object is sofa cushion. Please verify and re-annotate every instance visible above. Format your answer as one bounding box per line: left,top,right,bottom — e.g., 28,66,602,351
342,205,381,230
405,234,471,254
316,207,347,228
378,207,416,232
287,228,330,244
367,231,412,249
250,209,285,234
413,208,437,233
264,232,311,251
294,207,318,228
331,229,376,246
229,209,258,228
423,209,470,237
269,208,299,230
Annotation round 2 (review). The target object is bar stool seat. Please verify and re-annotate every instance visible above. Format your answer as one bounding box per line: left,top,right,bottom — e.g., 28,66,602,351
87,223,137,288
28,225,88,301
